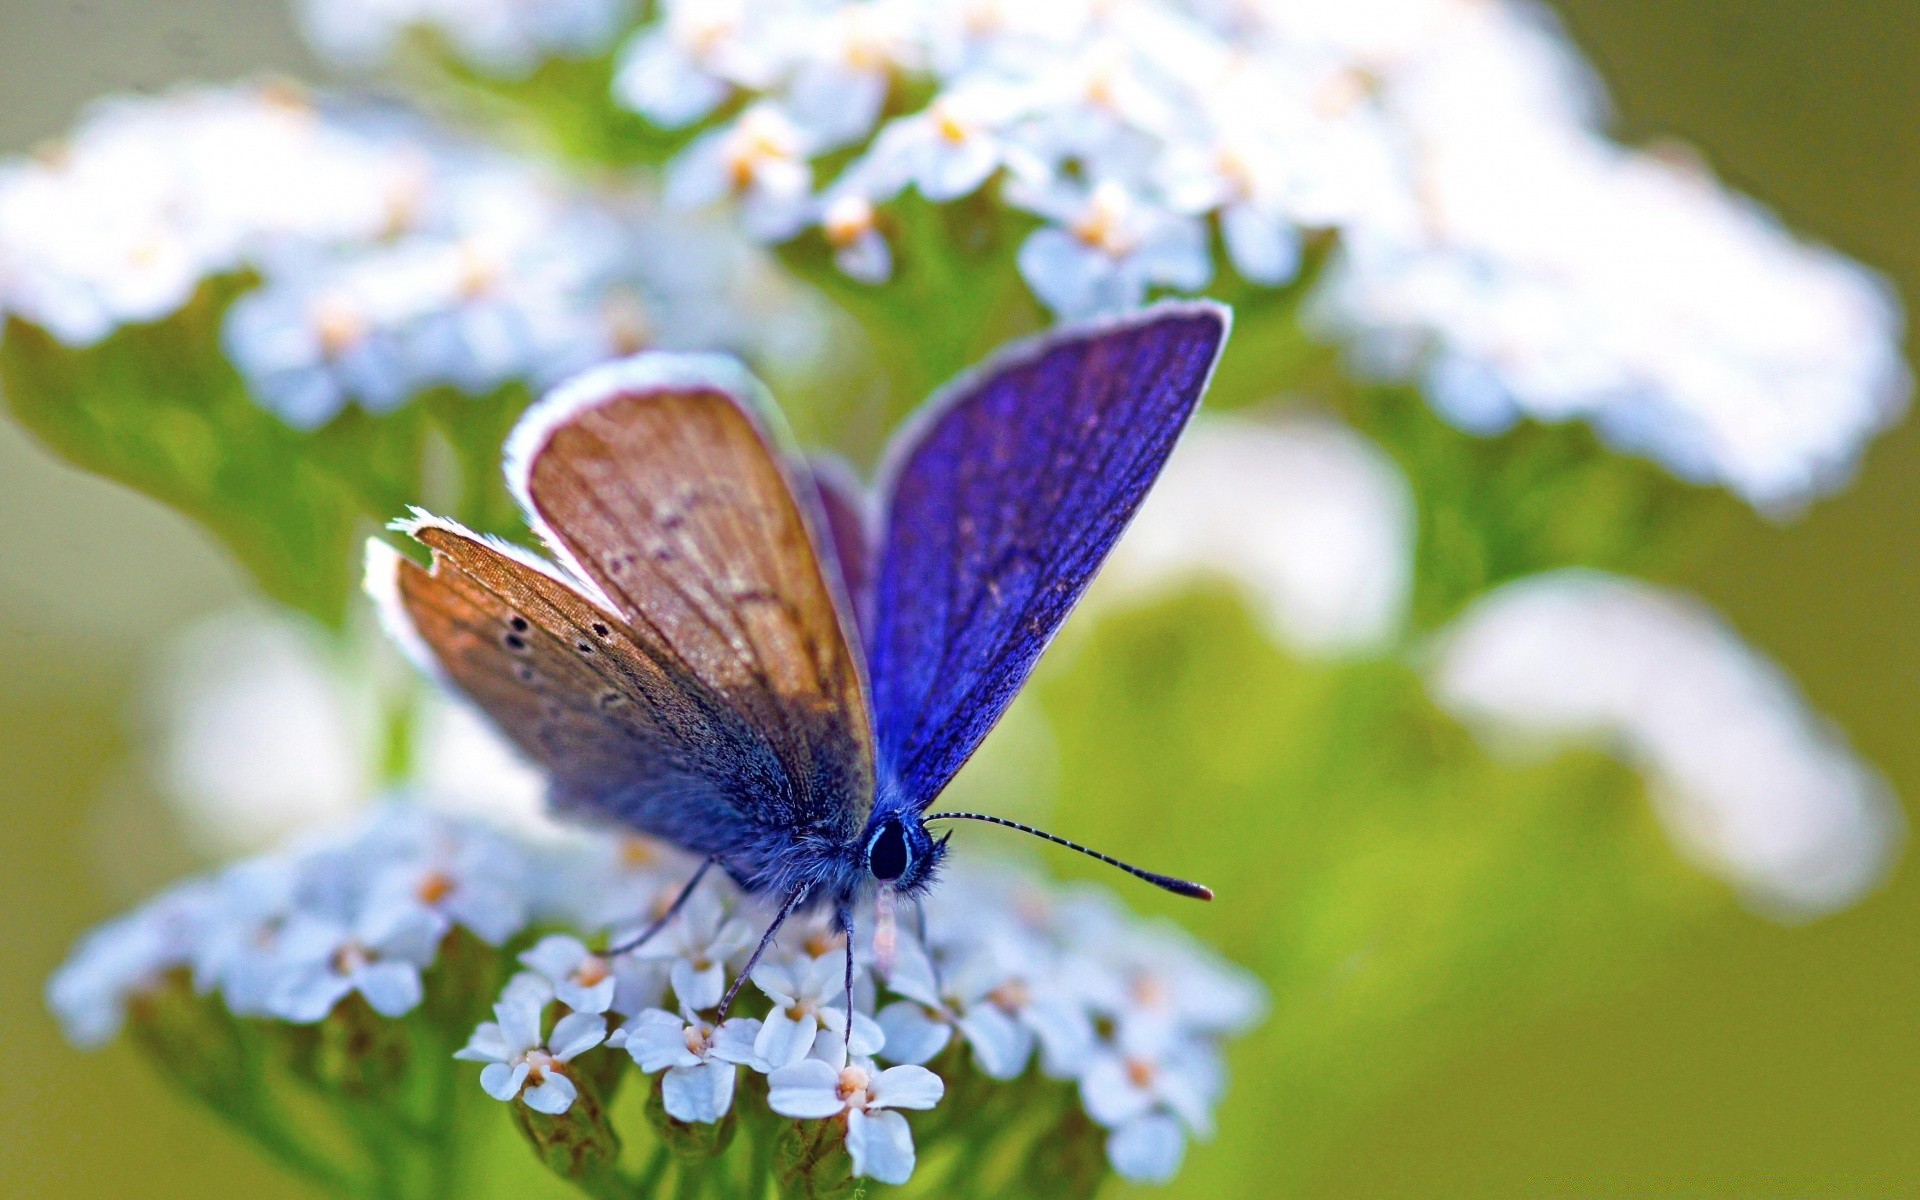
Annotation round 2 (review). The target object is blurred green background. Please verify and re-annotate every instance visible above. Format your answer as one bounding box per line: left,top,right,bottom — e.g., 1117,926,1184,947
3,0,1919,1195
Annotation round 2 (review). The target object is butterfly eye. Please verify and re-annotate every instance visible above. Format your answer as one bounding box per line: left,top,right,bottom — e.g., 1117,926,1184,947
867,819,911,882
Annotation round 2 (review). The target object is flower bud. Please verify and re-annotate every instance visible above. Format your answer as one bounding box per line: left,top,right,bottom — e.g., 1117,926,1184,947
645,1075,738,1159
773,1117,858,1200
1021,1097,1109,1200
125,970,253,1106
313,993,410,1097
513,1070,621,1182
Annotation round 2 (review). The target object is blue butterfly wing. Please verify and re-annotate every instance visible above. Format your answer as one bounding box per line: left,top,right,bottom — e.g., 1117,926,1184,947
865,302,1231,810
375,355,875,887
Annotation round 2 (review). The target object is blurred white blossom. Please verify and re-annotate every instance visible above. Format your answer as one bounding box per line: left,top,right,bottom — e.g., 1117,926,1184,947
146,606,554,855
570,0,1906,508
1429,571,1903,917
299,0,630,75
1097,413,1414,656
0,84,825,429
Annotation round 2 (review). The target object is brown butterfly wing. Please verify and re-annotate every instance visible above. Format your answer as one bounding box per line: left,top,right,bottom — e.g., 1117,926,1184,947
370,529,768,851
505,359,874,836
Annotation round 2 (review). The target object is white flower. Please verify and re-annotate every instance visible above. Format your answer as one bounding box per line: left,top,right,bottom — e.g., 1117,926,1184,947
612,0,780,129
1097,414,1415,657
1159,129,1301,285
875,937,1030,1079
635,890,756,1012
750,951,884,1070
519,935,622,1013
858,85,1030,203
767,1055,944,1185
819,191,892,284
619,1007,763,1123
665,104,815,242
456,988,608,1114
782,1,919,150
1079,1036,1223,1184
364,818,532,947
46,881,213,1047
268,899,444,1022
1063,897,1266,1049
188,857,305,1018
1012,179,1211,318
1429,571,1904,916
300,0,628,75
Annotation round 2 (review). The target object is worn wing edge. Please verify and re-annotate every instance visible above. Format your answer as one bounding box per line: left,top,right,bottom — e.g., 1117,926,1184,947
869,299,1234,518
364,537,449,688
364,509,635,682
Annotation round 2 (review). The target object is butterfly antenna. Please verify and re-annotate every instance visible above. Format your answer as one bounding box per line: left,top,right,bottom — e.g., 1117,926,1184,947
923,812,1213,900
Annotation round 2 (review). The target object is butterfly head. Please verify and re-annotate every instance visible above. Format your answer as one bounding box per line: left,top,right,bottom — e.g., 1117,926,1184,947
864,812,947,898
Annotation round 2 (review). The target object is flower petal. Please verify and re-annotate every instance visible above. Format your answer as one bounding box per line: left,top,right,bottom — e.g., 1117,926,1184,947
957,1004,1031,1080
754,1006,818,1070
549,1011,609,1061
875,1002,950,1065
626,1009,699,1072
871,1064,944,1112
354,962,423,1018
766,1059,845,1120
846,1108,916,1185
480,1060,530,1103
522,1071,578,1115
519,934,589,981
1106,1113,1186,1184
662,1059,736,1124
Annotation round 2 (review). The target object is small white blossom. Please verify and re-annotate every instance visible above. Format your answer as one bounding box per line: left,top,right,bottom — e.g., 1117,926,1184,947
268,899,444,1022
188,857,304,1018
362,814,532,947
1012,179,1211,318
858,85,1031,203
875,937,1029,1079
1430,571,1904,916
767,1054,944,1185
456,987,608,1114
612,0,779,129
1079,1035,1223,1184
46,881,214,1047
819,191,892,284
635,890,757,1012
782,2,919,150
619,1006,763,1122
750,951,884,1070
519,935,620,1014
665,104,815,243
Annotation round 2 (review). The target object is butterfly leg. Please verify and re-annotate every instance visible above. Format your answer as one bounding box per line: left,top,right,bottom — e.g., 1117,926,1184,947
608,857,715,956
838,900,856,1055
715,883,809,1022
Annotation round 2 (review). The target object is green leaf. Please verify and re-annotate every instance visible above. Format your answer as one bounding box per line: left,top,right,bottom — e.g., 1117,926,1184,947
1,279,539,625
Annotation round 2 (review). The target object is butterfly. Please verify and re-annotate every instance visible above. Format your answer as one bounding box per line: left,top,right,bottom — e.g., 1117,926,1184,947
366,300,1230,1021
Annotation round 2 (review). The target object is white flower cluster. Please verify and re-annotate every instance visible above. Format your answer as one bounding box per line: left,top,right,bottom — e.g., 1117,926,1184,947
48,806,1264,1187
299,0,630,76
1429,571,1904,917
1097,412,1415,657
0,84,821,430
575,0,1905,508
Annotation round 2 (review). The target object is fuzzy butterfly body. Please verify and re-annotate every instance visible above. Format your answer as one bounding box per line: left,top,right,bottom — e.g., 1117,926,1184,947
369,302,1229,997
